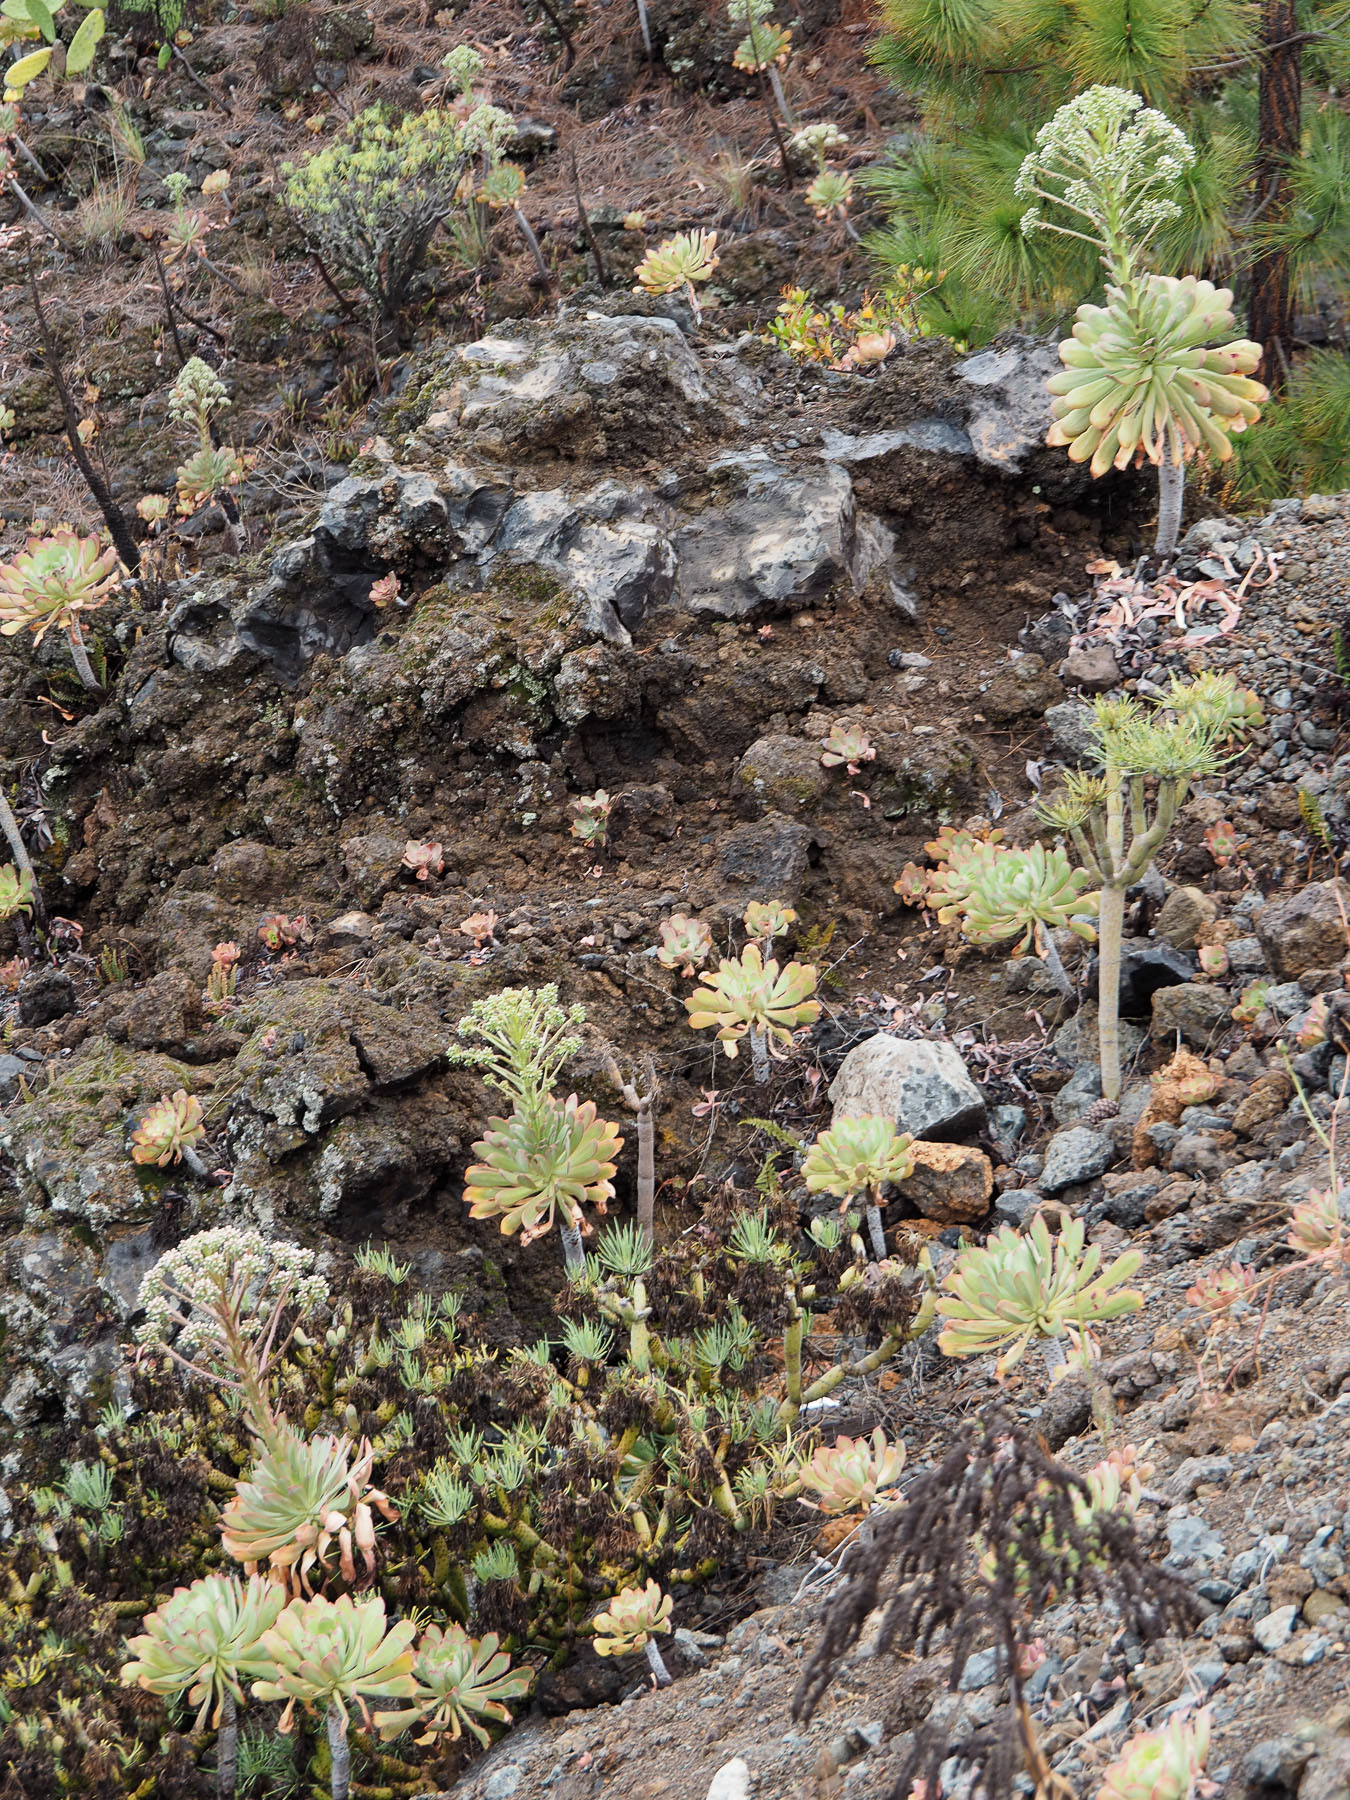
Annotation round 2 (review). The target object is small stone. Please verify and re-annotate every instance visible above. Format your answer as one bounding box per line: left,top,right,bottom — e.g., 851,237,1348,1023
1060,644,1122,692
830,1034,987,1140
959,1648,1003,1689
896,1142,993,1223
735,736,830,815
982,655,1064,721
1165,1515,1226,1567
16,967,77,1027
0,1053,29,1104
1150,983,1232,1047
1253,1605,1299,1653
1043,699,1096,762
716,813,813,900
1304,1590,1346,1626
706,1757,751,1800
1256,882,1350,980
1052,1064,1103,1125
1155,886,1219,951
1039,1126,1114,1192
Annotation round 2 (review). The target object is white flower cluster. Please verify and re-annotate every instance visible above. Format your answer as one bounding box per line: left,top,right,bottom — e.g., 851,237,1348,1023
1015,85,1195,269
442,43,484,95
727,0,774,22
136,1227,327,1358
167,357,230,437
448,984,585,1104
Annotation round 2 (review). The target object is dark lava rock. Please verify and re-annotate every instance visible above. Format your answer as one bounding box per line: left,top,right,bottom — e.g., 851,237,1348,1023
716,813,814,900
16,967,77,1027
1087,942,1196,1019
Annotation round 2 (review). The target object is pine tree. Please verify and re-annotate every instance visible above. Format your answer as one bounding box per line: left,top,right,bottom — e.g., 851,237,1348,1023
869,0,1350,385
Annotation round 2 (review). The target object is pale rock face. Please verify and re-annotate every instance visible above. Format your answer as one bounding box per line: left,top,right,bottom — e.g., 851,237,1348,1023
829,1034,988,1141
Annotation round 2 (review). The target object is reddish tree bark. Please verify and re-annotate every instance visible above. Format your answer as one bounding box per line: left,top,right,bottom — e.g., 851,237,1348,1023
1247,0,1302,392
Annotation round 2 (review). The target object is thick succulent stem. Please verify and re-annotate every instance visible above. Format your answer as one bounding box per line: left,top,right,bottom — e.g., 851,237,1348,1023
182,1143,213,1181
513,206,551,284
327,1703,351,1800
864,1201,887,1262
749,1028,770,1085
1155,455,1185,560
635,1094,656,1246
559,1221,586,1274
767,63,794,126
0,788,34,879
216,1691,237,1800
1096,882,1126,1102
65,619,102,692
644,1637,673,1687
1041,1334,1067,1379
1038,931,1075,1002
634,0,653,59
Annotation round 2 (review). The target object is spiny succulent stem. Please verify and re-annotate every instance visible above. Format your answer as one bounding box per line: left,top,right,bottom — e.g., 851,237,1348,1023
1042,1334,1068,1378
559,1222,586,1274
865,1201,887,1261
216,1690,237,1800
644,1637,673,1687
65,620,102,691
749,1028,770,1085
1155,455,1185,558
327,1702,351,1800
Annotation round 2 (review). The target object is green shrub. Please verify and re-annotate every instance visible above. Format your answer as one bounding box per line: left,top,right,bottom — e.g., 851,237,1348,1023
284,106,500,332
1227,349,1350,501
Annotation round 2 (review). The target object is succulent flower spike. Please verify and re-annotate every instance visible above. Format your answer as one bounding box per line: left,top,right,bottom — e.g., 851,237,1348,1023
374,1623,531,1747
794,1427,906,1515
685,943,820,1082
802,1114,916,1259
0,862,36,922
465,1094,622,1272
937,1214,1143,1377
130,1089,210,1176
633,230,719,319
220,1428,397,1596
1099,1707,1212,1800
657,912,714,976
0,527,119,690
252,1592,418,1800
820,721,875,772
593,1580,674,1685
790,121,848,171
121,1572,285,1730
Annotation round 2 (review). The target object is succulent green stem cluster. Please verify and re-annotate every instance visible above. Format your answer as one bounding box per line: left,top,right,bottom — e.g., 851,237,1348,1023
1038,673,1258,1097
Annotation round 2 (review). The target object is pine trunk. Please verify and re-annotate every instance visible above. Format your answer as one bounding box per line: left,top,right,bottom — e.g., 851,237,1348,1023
1248,0,1302,392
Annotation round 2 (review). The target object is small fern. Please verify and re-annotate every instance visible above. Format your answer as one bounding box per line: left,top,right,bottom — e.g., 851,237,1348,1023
1299,786,1335,857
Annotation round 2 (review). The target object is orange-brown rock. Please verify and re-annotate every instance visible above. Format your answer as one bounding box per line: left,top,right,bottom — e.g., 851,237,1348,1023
896,1141,993,1223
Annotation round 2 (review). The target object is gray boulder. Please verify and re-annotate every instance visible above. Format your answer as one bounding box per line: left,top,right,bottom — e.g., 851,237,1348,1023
1039,1125,1114,1192
830,1034,987,1140
676,456,861,619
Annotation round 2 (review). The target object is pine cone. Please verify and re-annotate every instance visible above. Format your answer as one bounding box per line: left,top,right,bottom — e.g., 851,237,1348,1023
1082,1097,1120,1127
